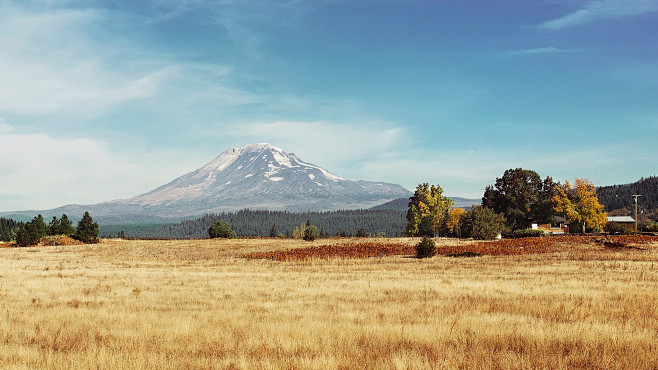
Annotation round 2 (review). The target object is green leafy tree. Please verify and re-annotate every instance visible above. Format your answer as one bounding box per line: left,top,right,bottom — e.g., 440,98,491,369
75,212,99,243
269,224,278,237
482,168,557,231
406,183,454,236
208,220,236,239
59,214,75,236
461,206,506,240
303,225,319,241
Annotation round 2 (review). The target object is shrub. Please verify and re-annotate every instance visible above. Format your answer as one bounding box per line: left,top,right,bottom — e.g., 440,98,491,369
415,236,436,258
303,225,319,241
208,221,236,239
512,229,546,238
356,228,370,238
461,206,506,240
606,222,636,235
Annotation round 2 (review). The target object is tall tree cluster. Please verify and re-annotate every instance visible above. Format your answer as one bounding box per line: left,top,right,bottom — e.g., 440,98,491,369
482,168,557,231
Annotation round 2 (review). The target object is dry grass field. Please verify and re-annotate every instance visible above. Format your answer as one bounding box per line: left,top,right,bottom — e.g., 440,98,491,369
2,236,658,369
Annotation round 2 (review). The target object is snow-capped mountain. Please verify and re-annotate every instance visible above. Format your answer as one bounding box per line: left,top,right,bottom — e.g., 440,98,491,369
1,143,412,221
110,143,411,217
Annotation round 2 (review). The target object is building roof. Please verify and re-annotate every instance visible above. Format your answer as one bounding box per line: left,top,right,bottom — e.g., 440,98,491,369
607,216,635,223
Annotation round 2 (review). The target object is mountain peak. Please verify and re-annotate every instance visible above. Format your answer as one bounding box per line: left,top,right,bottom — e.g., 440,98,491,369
112,143,413,216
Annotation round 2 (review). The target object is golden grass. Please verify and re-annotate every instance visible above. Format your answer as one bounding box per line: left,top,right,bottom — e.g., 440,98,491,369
1,237,658,369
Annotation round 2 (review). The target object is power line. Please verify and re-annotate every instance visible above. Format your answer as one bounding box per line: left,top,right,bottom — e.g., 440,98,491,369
632,194,642,231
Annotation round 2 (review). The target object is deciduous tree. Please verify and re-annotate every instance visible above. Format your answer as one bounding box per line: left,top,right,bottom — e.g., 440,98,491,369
482,168,557,231
406,183,454,236
208,220,235,239
445,208,465,237
461,206,506,240
553,178,607,233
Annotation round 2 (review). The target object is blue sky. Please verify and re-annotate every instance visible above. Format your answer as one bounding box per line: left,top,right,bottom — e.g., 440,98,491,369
1,0,657,211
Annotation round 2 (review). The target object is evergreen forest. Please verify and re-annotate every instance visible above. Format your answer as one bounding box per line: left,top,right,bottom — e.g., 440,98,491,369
597,177,658,219
125,209,407,239
0,217,24,242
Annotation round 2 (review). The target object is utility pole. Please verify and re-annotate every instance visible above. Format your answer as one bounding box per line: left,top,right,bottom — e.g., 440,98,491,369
632,194,642,231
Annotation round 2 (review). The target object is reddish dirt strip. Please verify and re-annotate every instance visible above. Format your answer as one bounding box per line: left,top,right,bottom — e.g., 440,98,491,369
243,235,658,261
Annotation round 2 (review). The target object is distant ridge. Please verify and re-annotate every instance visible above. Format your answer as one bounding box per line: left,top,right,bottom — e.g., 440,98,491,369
370,197,481,211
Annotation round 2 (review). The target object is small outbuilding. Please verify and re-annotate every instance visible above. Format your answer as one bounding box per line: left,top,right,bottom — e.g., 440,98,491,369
531,216,569,235
606,216,635,227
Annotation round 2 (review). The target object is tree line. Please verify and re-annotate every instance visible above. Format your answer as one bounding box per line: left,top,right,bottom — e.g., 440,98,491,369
126,209,406,239
406,168,609,240
8,212,99,247
597,176,658,223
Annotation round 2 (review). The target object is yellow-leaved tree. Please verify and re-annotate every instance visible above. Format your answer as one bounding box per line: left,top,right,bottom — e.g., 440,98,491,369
406,183,454,236
553,178,607,233
445,208,465,237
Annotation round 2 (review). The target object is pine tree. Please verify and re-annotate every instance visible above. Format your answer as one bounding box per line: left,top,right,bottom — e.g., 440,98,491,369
48,216,61,236
59,214,75,236
75,212,99,243
34,215,48,238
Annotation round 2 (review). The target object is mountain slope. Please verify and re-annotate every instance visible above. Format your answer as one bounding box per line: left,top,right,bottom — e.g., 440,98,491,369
111,143,411,217
1,143,412,221
597,176,658,212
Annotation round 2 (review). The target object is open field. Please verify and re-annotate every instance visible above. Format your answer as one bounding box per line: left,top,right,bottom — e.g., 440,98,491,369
2,237,658,369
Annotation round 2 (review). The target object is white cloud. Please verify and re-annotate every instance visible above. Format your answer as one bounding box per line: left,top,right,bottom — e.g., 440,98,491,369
0,124,144,211
539,0,658,30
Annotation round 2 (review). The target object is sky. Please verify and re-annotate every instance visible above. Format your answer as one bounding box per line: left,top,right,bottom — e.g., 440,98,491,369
1,0,657,212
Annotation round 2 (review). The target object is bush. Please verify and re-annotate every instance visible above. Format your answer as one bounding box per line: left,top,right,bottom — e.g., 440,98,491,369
606,222,636,235
461,206,506,240
208,221,236,239
303,225,319,241
512,229,546,238
75,212,99,244
415,236,436,258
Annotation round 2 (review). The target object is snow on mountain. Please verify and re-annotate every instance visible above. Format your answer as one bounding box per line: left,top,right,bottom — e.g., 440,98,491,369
110,143,411,217
1,143,412,221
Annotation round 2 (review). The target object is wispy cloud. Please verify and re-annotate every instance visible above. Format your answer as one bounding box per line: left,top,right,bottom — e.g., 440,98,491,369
0,4,168,117
506,47,576,57
222,120,409,175
539,0,658,30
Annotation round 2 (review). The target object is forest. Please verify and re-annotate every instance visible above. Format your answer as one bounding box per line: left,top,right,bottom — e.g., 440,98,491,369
597,177,658,220
0,217,24,242
124,209,407,239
